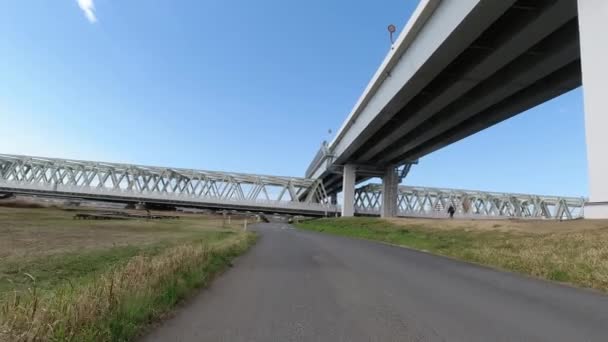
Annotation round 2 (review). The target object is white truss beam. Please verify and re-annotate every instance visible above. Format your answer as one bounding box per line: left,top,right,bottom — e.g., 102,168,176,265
355,184,585,220
0,154,335,214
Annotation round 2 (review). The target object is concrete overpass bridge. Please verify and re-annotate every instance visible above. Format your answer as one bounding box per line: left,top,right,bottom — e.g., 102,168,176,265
306,0,606,218
2,1,604,220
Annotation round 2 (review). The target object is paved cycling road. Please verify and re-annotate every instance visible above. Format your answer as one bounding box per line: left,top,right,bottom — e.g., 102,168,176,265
142,223,608,342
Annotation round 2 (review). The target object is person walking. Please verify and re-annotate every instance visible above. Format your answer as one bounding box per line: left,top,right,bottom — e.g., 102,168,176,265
448,205,456,219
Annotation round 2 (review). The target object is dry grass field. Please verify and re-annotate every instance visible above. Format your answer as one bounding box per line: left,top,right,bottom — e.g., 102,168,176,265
387,217,608,233
0,206,256,341
297,217,608,294
0,206,243,260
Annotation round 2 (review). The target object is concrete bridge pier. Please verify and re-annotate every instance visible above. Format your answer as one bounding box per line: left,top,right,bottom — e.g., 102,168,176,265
579,0,608,218
341,164,401,218
341,164,356,217
381,167,399,218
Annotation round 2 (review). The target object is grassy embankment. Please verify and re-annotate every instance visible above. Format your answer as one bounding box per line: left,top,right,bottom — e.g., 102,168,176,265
296,217,608,292
0,207,256,341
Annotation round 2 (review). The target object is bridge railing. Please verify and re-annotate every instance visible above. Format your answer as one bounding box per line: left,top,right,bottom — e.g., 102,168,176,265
305,142,334,179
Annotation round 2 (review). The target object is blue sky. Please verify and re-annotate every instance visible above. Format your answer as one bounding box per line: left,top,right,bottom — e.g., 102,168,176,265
0,1,588,197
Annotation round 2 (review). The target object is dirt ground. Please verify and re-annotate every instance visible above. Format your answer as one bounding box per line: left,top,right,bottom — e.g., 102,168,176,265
386,217,608,234
0,206,249,260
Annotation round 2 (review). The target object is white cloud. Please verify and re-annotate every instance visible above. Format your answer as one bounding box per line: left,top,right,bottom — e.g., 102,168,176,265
77,0,97,23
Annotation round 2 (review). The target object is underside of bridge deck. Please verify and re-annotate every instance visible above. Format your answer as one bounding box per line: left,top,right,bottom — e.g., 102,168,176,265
350,0,581,166
311,0,588,217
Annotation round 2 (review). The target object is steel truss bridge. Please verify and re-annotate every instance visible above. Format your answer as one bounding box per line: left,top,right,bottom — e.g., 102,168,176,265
0,154,337,216
354,184,585,220
0,154,586,220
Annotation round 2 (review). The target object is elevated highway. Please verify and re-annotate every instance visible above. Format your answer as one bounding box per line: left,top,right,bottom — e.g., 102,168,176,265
2,1,604,219
306,0,606,218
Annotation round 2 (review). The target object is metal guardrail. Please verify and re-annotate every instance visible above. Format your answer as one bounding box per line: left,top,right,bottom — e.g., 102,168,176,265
305,142,334,179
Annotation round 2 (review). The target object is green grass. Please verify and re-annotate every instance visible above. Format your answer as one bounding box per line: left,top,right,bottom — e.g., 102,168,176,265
297,217,482,253
1,244,149,294
1,232,257,341
0,231,234,294
83,233,257,342
296,217,608,292
0,207,257,341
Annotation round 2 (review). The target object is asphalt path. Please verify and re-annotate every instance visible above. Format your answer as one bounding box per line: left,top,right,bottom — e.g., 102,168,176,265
142,222,608,342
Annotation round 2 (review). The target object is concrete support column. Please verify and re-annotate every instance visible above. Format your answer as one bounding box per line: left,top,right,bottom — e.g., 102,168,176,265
382,167,399,218
342,164,356,217
330,193,338,205
578,0,608,218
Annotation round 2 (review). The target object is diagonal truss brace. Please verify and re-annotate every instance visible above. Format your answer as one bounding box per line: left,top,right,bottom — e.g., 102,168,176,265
355,184,585,220
0,154,334,212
